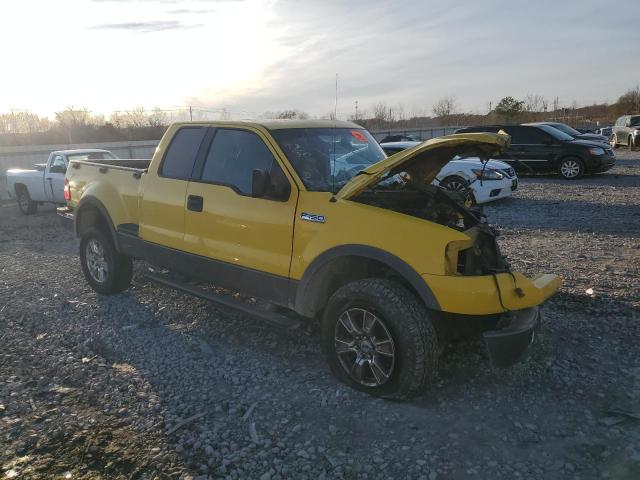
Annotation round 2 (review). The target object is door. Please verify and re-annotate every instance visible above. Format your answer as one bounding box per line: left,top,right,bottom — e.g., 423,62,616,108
183,127,298,301
46,154,67,202
504,126,555,171
139,126,208,250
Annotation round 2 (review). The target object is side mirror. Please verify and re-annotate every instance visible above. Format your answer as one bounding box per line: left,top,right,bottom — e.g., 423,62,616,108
252,169,270,198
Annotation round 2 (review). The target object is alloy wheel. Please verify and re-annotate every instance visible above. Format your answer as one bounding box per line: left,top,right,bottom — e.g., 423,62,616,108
560,160,581,179
18,193,29,212
445,179,467,192
334,308,396,387
85,239,108,283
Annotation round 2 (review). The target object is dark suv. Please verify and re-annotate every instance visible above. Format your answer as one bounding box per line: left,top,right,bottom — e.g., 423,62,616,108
455,124,616,179
611,115,640,150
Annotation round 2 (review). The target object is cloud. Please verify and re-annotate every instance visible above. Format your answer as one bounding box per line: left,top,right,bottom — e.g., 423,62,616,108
91,21,201,32
166,8,217,14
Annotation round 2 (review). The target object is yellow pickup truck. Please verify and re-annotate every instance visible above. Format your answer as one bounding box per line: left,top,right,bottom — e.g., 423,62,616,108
58,120,560,399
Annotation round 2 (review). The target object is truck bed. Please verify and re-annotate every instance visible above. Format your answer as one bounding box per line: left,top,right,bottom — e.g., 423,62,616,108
66,158,152,228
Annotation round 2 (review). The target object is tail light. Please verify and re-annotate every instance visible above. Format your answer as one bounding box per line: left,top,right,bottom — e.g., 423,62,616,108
63,178,71,202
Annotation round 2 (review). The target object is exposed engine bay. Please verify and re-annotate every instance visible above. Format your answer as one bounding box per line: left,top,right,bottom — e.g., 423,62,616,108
352,142,512,276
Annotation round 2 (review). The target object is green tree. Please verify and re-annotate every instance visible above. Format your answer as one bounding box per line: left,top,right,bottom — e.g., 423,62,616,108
494,96,525,121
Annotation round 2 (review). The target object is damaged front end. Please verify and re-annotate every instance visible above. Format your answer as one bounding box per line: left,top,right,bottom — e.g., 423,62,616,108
343,134,559,367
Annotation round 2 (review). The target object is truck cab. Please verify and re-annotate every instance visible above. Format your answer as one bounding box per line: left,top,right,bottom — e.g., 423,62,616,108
7,149,116,214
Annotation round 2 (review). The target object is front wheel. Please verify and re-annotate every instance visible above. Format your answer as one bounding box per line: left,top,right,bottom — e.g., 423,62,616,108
558,157,584,180
80,227,133,295
321,278,439,400
16,188,37,215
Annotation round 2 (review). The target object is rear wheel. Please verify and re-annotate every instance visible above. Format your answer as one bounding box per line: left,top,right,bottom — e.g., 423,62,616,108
80,227,133,295
321,278,439,400
16,188,37,215
558,157,584,180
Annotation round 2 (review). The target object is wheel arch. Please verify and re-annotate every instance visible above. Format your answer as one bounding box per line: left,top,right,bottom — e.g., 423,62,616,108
74,196,121,252
13,183,28,195
293,245,440,318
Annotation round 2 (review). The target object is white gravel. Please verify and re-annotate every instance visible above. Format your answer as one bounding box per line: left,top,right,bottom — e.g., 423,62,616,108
1,150,639,479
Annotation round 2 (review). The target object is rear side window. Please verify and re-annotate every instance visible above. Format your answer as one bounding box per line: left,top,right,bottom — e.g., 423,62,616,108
512,127,548,144
201,129,282,196
160,127,207,179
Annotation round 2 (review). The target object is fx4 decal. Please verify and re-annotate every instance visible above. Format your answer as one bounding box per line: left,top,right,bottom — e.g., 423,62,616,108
300,212,326,224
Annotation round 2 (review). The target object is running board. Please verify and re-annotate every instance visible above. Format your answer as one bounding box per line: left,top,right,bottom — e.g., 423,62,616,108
144,272,302,330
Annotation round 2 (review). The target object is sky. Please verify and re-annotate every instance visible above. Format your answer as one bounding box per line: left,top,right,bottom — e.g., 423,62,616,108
0,0,639,119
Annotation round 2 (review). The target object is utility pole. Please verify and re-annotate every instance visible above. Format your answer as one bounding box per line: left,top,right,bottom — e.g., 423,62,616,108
354,100,358,121
189,106,193,121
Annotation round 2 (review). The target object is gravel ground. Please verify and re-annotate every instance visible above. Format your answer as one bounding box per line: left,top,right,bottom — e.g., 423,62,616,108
1,151,639,480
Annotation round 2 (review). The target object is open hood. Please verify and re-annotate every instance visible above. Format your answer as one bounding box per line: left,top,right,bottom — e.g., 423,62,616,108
335,132,511,200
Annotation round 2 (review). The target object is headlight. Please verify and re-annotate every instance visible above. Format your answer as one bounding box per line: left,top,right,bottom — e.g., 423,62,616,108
588,147,605,156
472,168,503,180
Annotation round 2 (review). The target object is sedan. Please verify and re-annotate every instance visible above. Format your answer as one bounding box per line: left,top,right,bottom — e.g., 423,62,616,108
380,141,517,204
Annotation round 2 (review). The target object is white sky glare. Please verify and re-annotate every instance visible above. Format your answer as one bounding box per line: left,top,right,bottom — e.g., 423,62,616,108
0,0,639,119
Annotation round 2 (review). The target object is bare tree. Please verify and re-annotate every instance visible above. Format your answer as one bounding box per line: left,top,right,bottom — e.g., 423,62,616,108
616,86,640,114
147,107,168,127
432,96,456,119
524,94,547,113
372,102,388,122
123,107,147,128
431,96,458,125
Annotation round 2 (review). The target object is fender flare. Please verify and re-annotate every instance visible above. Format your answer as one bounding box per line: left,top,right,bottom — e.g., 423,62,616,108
294,244,441,316
74,196,121,251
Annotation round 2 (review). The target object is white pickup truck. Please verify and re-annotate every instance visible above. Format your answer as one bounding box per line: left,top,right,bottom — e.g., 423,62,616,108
7,149,117,214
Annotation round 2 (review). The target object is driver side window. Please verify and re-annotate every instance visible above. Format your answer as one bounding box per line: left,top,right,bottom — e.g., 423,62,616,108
200,128,289,200
50,155,67,174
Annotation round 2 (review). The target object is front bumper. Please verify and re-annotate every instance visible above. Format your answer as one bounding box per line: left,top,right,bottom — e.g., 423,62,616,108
423,271,561,316
587,154,616,173
472,177,517,204
483,307,540,367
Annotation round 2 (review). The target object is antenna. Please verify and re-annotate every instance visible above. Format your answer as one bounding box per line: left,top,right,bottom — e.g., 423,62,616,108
330,73,338,200
334,73,338,120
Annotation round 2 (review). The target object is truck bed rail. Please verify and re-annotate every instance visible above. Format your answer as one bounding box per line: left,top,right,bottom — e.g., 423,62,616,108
70,159,151,172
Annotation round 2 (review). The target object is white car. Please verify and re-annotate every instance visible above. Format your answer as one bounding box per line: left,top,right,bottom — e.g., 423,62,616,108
380,141,518,204
7,149,117,214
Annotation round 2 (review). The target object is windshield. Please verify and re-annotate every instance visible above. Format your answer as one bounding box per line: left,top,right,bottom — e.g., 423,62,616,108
67,151,116,161
549,123,581,136
630,116,640,127
271,128,386,192
537,124,575,142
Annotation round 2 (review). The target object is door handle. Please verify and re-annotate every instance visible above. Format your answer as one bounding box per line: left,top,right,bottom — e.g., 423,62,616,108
187,195,203,212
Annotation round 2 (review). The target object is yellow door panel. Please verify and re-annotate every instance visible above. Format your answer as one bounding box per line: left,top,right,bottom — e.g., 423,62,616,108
183,183,297,276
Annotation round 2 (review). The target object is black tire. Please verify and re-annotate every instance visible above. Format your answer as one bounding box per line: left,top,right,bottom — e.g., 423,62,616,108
440,175,476,206
16,187,37,215
80,227,133,295
629,136,635,152
321,278,439,400
558,157,584,180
